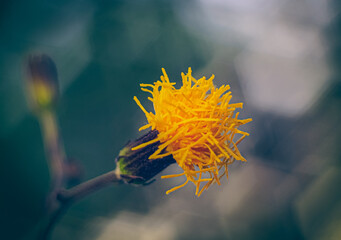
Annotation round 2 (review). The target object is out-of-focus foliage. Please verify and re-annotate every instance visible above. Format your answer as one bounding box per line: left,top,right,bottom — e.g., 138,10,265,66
1,0,340,240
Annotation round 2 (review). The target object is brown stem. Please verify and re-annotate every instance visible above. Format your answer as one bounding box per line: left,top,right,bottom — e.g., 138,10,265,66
39,168,125,239
39,203,69,240
40,110,66,211
57,169,123,203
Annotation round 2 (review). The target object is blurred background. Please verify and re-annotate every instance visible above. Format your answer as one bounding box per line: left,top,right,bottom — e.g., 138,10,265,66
1,0,341,239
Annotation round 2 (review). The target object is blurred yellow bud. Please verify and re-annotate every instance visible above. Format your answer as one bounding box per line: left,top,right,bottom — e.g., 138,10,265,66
26,54,59,112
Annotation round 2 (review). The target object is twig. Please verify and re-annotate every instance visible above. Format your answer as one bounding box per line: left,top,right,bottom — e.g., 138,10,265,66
38,110,67,240
40,110,66,211
39,169,133,239
57,169,123,203
39,203,69,240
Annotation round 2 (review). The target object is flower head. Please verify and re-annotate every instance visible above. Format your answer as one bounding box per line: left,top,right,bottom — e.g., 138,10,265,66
132,68,252,196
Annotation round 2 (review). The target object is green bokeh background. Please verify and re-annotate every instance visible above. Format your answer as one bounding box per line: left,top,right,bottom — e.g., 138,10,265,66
1,0,341,239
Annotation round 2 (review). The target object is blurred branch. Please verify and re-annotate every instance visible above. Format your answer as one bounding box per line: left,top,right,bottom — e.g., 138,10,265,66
26,54,67,239
40,110,66,210
27,55,65,211
26,54,130,239
39,203,68,240
39,169,128,240
26,54,146,240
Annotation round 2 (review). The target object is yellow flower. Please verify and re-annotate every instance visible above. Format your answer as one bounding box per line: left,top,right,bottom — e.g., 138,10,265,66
132,68,252,196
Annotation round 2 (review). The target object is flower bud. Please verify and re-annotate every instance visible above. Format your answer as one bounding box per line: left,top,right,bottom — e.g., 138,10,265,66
26,54,59,112
116,130,176,185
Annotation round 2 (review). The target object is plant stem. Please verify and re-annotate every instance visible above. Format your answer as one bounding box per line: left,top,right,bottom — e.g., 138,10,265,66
58,169,123,203
40,110,66,211
39,168,125,240
39,202,69,240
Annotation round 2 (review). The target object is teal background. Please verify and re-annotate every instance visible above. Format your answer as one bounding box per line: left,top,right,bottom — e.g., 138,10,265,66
1,0,341,239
